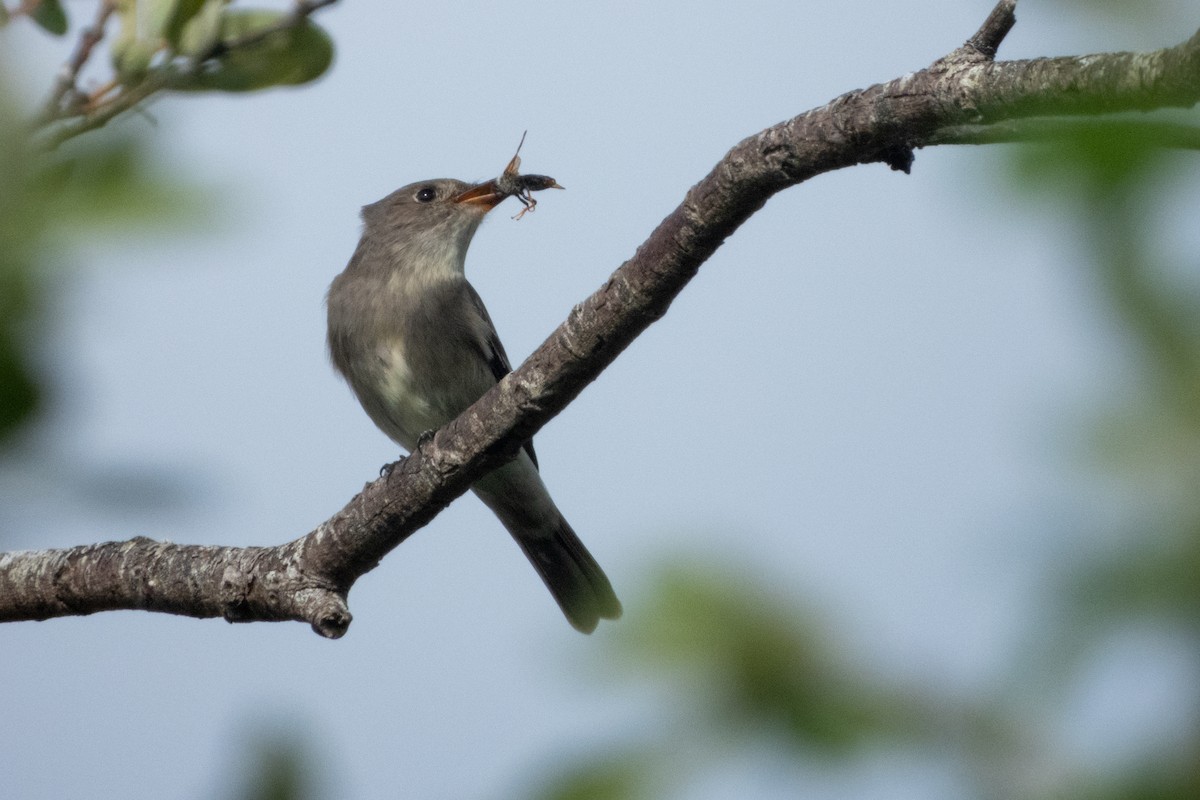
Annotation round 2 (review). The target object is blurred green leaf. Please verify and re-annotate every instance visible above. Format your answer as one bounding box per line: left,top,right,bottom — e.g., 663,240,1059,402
532,756,655,800
230,733,314,800
528,560,1026,800
1008,119,1176,198
619,562,925,754
0,304,41,443
980,77,1200,800
175,0,224,55
180,10,334,92
112,0,202,81
165,0,209,45
0,75,205,443
111,37,163,83
1071,523,1200,624
141,0,183,41
1002,115,1200,409
27,137,205,230
30,0,68,36
1067,758,1200,800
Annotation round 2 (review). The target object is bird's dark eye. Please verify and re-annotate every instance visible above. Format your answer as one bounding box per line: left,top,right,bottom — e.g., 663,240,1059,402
414,186,437,203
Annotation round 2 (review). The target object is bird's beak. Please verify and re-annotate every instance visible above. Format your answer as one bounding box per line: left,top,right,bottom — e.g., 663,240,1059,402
453,180,504,210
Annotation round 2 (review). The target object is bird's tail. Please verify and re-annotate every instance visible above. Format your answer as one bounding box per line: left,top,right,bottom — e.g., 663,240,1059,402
514,515,622,634
471,452,621,633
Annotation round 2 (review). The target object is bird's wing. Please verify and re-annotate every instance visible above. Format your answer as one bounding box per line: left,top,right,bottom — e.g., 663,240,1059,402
464,282,539,470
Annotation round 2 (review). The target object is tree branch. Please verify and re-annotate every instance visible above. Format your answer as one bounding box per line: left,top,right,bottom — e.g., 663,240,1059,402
4,0,1200,636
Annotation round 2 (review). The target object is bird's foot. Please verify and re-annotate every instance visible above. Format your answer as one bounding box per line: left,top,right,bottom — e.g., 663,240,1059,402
379,455,407,478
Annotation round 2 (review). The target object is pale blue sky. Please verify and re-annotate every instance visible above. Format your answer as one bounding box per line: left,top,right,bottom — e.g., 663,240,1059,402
3,1,1197,798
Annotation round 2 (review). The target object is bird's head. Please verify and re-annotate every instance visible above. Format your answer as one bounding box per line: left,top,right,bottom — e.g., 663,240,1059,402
358,177,509,267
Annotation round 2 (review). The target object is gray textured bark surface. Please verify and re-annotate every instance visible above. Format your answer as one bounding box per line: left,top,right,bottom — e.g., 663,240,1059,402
4,0,1199,637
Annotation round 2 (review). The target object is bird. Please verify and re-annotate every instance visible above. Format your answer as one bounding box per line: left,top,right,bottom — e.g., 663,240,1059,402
326,174,621,633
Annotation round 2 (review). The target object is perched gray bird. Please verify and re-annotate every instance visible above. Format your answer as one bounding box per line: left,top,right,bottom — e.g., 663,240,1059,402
326,176,621,633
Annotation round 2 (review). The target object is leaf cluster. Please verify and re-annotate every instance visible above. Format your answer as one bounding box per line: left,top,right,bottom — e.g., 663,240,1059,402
12,0,336,148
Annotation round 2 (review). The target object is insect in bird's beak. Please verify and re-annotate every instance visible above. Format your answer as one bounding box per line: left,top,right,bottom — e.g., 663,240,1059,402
454,132,565,219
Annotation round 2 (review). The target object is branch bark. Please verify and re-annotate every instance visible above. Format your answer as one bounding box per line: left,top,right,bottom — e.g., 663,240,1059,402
4,0,1200,637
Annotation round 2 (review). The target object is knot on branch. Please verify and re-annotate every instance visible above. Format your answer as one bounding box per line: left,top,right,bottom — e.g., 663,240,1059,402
217,557,352,637
301,590,353,639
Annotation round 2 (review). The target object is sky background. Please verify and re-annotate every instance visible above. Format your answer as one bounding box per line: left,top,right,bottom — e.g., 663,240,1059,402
2,1,1198,798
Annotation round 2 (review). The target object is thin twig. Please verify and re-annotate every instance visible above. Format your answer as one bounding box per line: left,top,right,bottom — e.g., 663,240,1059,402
38,0,116,124
35,72,170,151
10,0,44,19
966,0,1018,59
